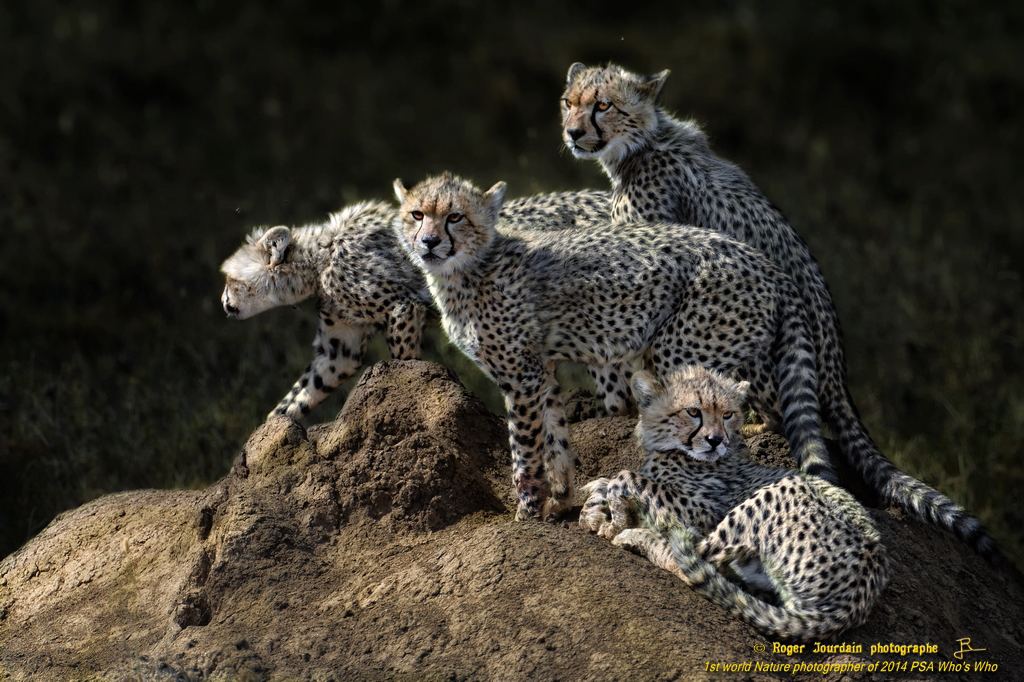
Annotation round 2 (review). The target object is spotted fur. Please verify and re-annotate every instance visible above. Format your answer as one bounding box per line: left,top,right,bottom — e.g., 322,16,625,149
580,366,889,640
220,191,610,420
562,62,1003,563
392,173,827,521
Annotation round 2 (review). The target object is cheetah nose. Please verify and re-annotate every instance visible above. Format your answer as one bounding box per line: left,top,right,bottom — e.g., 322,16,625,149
567,128,585,141
224,302,240,316
421,234,442,251
706,435,723,448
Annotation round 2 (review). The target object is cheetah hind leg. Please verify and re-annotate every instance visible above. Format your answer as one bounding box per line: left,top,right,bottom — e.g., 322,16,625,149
725,554,778,602
735,359,784,437
697,537,779,603
589,362,637,417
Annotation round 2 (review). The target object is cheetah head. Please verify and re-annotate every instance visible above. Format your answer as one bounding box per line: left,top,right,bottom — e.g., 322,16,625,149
392,172,506,276
631,366,749,463
561,62,669,165
220,225,314,319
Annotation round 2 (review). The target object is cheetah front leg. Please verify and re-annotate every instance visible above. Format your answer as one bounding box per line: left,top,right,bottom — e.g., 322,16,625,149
578,477,612,532
385,301,427,360
614,526,728,589
612,527,689,580
579,470,664,539
503,364,552,521
270,319,368,420
540,376,576,519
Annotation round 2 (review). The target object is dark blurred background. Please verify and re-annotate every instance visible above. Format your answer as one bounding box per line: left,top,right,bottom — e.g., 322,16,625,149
1,1,1022,564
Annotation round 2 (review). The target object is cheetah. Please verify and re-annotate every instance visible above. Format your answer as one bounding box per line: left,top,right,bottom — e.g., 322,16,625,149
220,190,609,420
561,62,1002,563
579,365,889,640
392,172,828,521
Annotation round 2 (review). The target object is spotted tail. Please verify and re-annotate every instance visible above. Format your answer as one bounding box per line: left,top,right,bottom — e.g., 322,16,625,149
774,297,837,484
826,389,1006,566
659,526,882,640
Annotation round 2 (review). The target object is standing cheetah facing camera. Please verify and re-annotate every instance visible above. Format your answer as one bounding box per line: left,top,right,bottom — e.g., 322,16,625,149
561,62,1003,564
580,366,890,640
220,190,609,420
392,172,830,521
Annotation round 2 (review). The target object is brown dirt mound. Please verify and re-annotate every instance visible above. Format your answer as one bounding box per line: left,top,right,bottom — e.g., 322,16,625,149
1,361,1022,681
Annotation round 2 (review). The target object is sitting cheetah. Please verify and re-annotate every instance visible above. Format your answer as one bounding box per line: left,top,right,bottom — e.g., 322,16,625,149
392,173,829,521
580,366,890,640
220,191,609,419
561,62,1001,563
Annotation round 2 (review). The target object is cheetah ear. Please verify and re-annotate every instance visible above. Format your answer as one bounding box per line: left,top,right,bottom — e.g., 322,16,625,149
636,69,670,102
735,380,751,402
566,62,586,85
393,178,409,204
631,370,663,411
483,181,507,223
260,225,291,267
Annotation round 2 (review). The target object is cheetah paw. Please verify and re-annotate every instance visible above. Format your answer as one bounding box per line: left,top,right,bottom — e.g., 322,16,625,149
597,520,628,541
514,507,537,522
541,494,574,521
611,527,660,553
578,503,610,534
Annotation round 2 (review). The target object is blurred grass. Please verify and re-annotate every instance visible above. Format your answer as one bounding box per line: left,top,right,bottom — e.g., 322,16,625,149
1,1,1022,566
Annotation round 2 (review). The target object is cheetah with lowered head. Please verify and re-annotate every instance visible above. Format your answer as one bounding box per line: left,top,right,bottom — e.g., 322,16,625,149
561,62,1003,564
392,172,828,521
580,365,890,640
220,190,609,420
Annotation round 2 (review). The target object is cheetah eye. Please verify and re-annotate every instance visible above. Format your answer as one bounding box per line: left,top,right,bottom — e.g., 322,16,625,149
685,408,701,418
562,98,572,108
447,213,464,224
411,210,424,221
723,411,735,420
596,101,611,112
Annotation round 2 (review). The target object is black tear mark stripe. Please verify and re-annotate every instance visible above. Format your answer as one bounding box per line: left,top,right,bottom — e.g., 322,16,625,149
686,415,703,447
591,88,604,141
684,388,707,446
446,218,469,257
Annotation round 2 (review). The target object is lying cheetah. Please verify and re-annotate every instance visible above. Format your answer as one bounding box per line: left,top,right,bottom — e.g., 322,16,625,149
220,190,609,419
580,366,890,640
392,173,828,521
561,62,1001,563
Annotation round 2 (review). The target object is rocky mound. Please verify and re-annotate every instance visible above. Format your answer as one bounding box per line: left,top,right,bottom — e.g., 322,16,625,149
1,361,1021,681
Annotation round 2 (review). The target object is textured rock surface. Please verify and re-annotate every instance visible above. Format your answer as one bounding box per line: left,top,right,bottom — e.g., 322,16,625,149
1,361,1022,681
